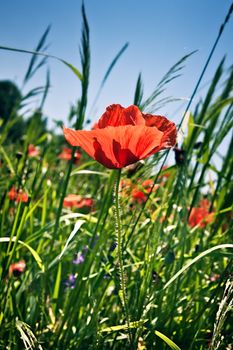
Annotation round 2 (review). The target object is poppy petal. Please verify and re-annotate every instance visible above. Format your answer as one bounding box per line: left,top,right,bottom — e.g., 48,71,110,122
64,127,116,168
97,104,145,128
64,125,165,168
143,114,177,148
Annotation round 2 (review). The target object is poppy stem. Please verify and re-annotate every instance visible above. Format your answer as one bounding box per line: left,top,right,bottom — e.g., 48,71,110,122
114,169,133,345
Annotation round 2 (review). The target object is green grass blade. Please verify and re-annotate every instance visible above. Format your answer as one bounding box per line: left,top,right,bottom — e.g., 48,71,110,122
23,25,51,85
0,237,44,271
0,45,83,81
155,330,181,350
58,219,86,260
164,244,233,290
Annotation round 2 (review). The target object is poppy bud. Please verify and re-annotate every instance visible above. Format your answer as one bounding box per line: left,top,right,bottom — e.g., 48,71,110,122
194,141,203,149
16,152,23,160
174,147,186,165
152,270,160,283
109,242,117,252
9,260,26,277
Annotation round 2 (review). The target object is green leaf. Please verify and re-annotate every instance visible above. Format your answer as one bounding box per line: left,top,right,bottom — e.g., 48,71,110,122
99,319,148,333
155,330,181,350
0,145,15,174
58,220,86,260
71,169,110,177
89,42,129,115
0,45,82,81
0,237,44,271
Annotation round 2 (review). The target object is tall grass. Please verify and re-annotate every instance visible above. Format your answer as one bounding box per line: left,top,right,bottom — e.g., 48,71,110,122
0,3,232,350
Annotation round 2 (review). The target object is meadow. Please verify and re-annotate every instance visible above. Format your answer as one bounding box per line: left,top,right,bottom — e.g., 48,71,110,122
0,4,233,350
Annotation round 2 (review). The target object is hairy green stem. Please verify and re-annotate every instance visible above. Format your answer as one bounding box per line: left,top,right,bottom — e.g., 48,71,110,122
114,169,132,345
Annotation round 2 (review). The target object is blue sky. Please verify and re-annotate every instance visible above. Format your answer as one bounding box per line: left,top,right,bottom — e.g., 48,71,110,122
0,0,232,130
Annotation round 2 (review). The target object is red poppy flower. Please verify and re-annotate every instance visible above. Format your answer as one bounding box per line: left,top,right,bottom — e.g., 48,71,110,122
9,260,26,277
76,198,93,209
131,188,147,204
131,179,158,204
8,187,28,203
64,104,177,169
8,186,17,201
63,194,93,210
59,148,81,163
188,200,214,228
16,190,28,203
28,144,40,157
63,194,82,208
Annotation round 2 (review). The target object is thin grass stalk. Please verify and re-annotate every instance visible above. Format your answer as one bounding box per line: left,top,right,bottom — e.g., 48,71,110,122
178,2,233,130
51,3,90,244
210,112,233,211
6,201,22,255
189,259,233,349
6,206,28,269
126,1,232,245
52,172,115,347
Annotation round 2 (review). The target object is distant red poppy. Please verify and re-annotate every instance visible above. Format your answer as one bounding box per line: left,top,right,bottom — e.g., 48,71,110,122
131,179,158,204
188,200,214,228
16,190,28,203
59,148,81,164
63,194,93,210
8,187,28,203
28,144,40,157
131,188,147,204
64,104,177,169
9,260,26,277
63,194,82,208
8,186,17,201
119,178,132,193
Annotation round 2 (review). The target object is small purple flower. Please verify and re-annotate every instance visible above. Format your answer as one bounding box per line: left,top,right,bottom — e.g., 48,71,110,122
64,274,76,289
73,252,85,265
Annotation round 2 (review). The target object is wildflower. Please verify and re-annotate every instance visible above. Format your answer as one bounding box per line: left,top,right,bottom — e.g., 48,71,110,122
64,274,76,289
63,194,93,210
119,178,132,193
131,179,158,204
73,252,85,265
9,260,26,277
188,200,214,228
8,186,17,201
64,104,177,169
210,273,220,282
131,187,148,203
16,189,28,203
76,198,93,209
63,194,82,208
58,147,81,164
28,144,40,157
8,187,28,203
